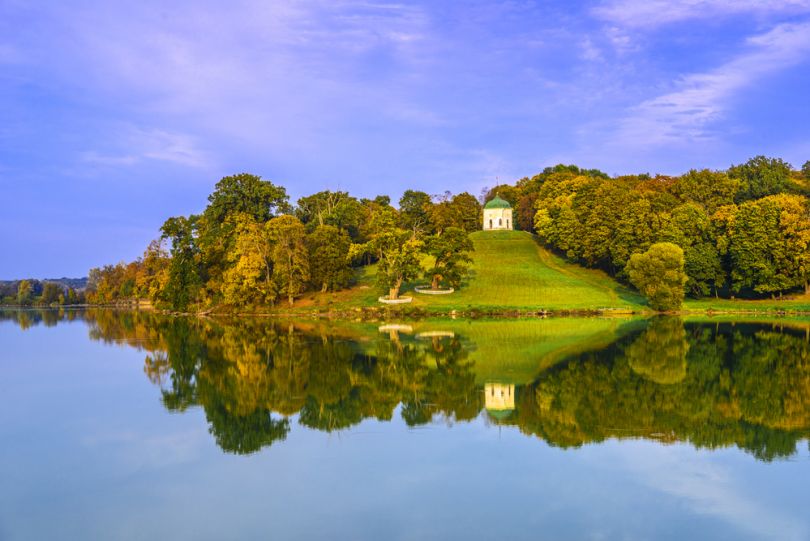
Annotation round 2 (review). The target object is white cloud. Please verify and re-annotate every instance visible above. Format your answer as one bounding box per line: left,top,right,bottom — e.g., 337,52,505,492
614,22,810,146
617,443,807,540
580,37,603,62
593,0,810,28
81,127,209,168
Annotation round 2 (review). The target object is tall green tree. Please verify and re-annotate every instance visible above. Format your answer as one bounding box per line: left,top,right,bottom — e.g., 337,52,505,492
368,228,424,300
267,215,310,306
160,216,202,311
306,225,352,292
204,173,290,224
625,242,688,311
424,228,474,289
295,191,362,238
726,194,810,295
448,192,481,232
729,156,793,202
398,190,433,233
672,169,739,213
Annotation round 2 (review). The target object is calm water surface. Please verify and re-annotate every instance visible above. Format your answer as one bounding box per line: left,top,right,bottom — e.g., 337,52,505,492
1,309,809,540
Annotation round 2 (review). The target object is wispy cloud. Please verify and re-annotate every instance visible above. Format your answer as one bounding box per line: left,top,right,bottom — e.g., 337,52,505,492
593,0,810,28
613,22,810,146
81,127,209,168
618,443,807,540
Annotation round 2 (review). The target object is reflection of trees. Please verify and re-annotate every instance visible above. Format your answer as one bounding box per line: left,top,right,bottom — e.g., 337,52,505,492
79,311,480,453
7,309,810,461
625,317,689,384
514,319,810,461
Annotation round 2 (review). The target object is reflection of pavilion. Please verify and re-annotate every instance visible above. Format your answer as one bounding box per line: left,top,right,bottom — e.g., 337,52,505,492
484,383,515,420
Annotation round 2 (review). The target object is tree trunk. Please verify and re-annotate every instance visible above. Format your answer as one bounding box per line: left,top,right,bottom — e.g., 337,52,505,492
389,277,402,300
321,282,328,293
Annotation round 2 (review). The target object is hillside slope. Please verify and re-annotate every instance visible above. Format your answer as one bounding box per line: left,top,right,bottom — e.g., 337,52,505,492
297,230,644,313
414,230,643,311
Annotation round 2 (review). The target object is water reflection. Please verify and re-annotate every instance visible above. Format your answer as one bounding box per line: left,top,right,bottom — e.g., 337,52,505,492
2,309,809,460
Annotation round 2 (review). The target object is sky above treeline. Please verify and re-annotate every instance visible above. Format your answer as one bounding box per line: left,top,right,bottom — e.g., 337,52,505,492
2,0,810,278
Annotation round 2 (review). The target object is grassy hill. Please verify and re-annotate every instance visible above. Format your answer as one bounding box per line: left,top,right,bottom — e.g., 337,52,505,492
295,230,645,314
287,229,810,315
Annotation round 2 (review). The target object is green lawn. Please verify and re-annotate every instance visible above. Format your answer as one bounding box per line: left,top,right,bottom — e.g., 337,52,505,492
684,296,810,313
411,230,643,311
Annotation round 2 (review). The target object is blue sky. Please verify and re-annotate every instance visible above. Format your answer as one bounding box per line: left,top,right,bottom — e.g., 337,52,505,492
2,0,810,278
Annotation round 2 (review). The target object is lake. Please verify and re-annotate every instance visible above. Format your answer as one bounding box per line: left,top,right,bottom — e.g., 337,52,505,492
1,309,809,540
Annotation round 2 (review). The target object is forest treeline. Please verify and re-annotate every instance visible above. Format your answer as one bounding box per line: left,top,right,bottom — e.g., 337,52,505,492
0,279,85,306
72,155,810,311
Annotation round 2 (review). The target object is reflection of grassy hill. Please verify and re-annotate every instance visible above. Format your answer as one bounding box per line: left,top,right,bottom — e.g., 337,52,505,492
359,317,644,385
296,230,644,313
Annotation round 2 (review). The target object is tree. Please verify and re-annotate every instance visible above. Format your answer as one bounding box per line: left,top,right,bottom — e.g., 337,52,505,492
448,192,481,232
306,225,352,292
424,228,474,289
672,169,739,213
204,173,289,225
625,243,688,311
726,194,810,295
40,282,61,305
663,203,724,297
729,156,793,202
357,198,398,245
221,213,277,307
398,190,433,233
267,215,310,306
482,184,519,207
160,216,202,311
295,191,362,238
198,174,290,297
803,160,810,180
369,228,424,300
136,239,170,303
16,280,32,306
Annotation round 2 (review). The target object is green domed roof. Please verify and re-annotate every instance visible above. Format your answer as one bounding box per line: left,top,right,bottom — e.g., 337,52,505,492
486,408,514,420
484,195,512,209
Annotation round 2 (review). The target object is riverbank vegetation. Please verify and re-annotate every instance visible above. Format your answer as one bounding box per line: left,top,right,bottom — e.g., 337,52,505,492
54,156,810,314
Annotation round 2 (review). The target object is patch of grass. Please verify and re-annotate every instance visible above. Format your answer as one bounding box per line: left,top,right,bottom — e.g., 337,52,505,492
684,293,810,314
411,230,644,311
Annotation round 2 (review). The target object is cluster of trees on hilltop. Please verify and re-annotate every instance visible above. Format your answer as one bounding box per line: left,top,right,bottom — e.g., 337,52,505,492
487,157,809,303
0,279,85,306
86,174,478,311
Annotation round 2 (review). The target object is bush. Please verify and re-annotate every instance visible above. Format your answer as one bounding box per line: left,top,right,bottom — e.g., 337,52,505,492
625,243,688,311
